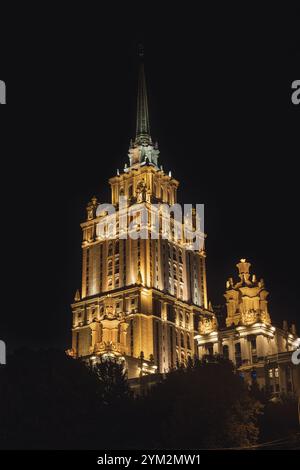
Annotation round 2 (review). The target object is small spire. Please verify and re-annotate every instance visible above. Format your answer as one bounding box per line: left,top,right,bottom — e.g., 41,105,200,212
136,270,143,285
74,289,81,302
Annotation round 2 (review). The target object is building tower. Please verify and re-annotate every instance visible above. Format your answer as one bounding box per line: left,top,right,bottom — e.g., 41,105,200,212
68,50,215,378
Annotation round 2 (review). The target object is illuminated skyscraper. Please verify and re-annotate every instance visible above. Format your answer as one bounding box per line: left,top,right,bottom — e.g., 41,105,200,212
68,51,215,378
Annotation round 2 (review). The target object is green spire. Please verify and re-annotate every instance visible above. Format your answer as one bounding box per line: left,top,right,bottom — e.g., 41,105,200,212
135,45,152,146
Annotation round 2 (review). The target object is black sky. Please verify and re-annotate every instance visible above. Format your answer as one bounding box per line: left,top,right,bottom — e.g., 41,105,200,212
1,4,299,351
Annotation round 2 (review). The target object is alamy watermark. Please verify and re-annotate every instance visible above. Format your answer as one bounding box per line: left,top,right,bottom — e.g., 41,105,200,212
0,80,6,104
291,80,300,105
0,340,6,365
93,198,205,251
292,348,300,366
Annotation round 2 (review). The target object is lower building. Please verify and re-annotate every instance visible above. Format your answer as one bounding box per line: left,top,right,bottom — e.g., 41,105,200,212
195,259,300,397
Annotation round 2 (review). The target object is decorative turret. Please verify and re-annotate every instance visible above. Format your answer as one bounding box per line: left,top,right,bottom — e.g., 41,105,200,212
225,259,271,327
86,196,98,221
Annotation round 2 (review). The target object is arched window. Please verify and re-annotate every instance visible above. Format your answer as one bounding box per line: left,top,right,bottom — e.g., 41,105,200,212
128,185,133,198
179,312,184,327
181,332,185,348
187,334,191,350
181,351,185,365
115,241,119,254
174,283,177,298
186,313,190,327
179,286,184,299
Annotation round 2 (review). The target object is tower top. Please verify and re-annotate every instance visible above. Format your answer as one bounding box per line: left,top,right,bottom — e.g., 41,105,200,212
127,46,159,168
135,45,151,146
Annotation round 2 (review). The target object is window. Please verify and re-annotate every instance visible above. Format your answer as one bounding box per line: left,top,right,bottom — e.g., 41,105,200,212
115,241,119,254
108,242,113,257
187,335,191,350
250,337,257,363
173,264,177,280
128,185,133,198
181,332,185,348
268,369,273,378
107,260,113,276
179,286,184,300
223,344,229,359
235,342,242,367
275,368,279,378
181,351,185,365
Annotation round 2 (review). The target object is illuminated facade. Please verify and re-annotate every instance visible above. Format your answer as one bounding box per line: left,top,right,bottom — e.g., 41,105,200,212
195,259,300,397
67,54,300,393
68,53,215,378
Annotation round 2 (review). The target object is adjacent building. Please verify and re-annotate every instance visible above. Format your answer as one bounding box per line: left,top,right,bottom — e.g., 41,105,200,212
195,259,300,396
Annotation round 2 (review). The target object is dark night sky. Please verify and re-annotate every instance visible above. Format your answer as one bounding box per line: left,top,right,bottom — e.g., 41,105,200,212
1,4,299,352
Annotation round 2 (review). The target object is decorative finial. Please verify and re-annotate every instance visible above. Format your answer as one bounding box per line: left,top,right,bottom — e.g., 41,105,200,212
74,289,81,302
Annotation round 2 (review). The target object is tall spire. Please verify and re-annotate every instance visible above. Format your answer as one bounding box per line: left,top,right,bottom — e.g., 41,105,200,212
135,44,152,146
127,45,159,168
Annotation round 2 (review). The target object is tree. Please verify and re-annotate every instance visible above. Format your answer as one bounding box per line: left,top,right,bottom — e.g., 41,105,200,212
140,356,262,449
92,356,132,405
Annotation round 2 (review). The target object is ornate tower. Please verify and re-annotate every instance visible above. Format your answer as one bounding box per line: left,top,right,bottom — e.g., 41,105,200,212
68,50,214,378
225,259,271,327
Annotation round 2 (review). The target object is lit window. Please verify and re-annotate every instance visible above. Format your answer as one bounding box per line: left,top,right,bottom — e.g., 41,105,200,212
107,260,113,276
108,242,113,257
268,369,273,378
275,368,279,378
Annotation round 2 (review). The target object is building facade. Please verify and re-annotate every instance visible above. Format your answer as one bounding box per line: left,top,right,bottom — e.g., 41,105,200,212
67,53,215,378
67,55,300,393
195,259,300,397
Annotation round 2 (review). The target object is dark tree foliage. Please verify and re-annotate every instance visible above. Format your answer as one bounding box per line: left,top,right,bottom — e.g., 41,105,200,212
0,349,295,450
92,356,132,405
258,395,299,442
138,355,262,449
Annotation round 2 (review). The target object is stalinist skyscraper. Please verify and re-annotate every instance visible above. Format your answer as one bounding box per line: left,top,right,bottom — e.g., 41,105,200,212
69,50,216,378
